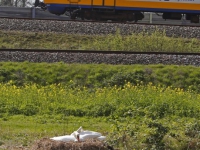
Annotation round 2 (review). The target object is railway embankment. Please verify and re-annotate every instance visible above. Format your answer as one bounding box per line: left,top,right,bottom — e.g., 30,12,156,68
0,18,200,38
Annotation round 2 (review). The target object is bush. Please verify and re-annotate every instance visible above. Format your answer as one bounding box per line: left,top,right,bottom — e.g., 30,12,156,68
0,62,200,92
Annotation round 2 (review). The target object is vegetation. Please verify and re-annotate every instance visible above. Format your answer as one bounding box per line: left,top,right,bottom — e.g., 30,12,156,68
0,62,200,92
0,62,199,149
0,0,31,7
0,30,200,52
0,29,200,149
0,82,200,149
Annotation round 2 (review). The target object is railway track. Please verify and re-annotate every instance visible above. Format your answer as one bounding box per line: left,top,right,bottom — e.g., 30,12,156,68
1,16,200,27
1,49,200,55
0,49,200,66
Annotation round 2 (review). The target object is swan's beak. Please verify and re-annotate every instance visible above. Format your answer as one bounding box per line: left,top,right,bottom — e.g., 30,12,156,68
77,134,80,142
72,131,80,142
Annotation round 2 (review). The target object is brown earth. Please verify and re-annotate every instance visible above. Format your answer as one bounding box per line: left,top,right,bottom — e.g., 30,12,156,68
30,138,114,150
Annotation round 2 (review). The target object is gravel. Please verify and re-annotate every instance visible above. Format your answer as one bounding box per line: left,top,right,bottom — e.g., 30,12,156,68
0,18,200,38
0,18,200,66
0,51,200,66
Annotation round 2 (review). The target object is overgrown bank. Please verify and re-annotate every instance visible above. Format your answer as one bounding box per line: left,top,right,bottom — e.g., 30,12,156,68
1,30,200,52
0,62,200,92
0,82,200,149
0,62,200,149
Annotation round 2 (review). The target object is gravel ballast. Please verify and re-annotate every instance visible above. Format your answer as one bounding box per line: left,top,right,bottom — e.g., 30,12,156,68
0,18,200,38
0,51,200,66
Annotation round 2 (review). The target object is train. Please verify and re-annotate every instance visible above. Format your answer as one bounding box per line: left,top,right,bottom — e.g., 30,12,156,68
35,0,200,23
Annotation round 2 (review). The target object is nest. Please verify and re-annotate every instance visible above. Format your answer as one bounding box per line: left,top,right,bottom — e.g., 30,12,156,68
31,138,114,150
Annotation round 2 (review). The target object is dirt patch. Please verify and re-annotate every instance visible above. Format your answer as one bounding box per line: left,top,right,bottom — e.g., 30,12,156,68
30,138,114,150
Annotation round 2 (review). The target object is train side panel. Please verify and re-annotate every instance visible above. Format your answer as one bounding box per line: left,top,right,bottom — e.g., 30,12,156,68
44,0,200,21
104,0,115,6
44,0,200,13
116,0,200,13
44,0,68,4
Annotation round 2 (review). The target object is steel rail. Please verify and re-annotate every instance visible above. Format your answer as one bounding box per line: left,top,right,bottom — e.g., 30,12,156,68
1,49,200,56
1,17,200,28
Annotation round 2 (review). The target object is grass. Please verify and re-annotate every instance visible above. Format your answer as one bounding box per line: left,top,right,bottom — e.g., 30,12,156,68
0,62,200,92
0,115,109,148
1,82,199,118
0,115,199,149
0,29,200,52
0,30,90,50
0,82,200,149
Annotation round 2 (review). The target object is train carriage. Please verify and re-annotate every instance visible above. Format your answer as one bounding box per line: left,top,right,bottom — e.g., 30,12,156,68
37,0,200,23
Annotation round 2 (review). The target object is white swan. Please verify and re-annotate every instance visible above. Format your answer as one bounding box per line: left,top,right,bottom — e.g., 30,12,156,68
50,135,76,142
50,126,106,142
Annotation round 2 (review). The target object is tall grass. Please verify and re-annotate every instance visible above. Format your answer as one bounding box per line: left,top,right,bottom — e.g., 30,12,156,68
0,30,200,52
1,62,200,93
85,29,200,52
1,82,199,118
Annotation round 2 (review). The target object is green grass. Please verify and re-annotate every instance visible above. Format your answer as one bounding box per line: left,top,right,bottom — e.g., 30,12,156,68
0,115,199,149
0,115,109,148
0,29,200,52
0,62,200,92
0,30,90,50
0,82,200,149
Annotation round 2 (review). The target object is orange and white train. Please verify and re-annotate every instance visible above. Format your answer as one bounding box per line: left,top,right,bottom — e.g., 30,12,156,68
35,0,200,23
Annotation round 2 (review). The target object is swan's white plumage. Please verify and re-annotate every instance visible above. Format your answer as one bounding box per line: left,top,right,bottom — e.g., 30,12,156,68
97,136,106,141
50,135,76,142
50,126,106,142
